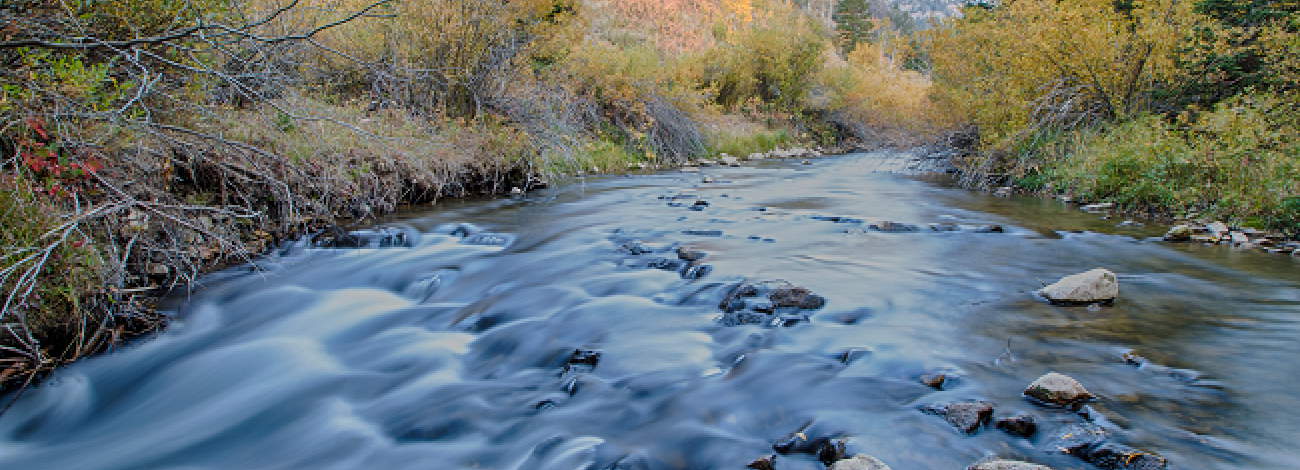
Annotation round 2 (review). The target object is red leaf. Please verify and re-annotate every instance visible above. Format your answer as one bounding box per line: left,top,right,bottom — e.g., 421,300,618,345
26,117,49,142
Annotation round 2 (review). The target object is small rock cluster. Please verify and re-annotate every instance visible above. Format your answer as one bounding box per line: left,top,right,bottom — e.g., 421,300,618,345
616,240,714,280
674,147,825,172
718,280,827,327
910,371,1166,470
1164,221,1299,255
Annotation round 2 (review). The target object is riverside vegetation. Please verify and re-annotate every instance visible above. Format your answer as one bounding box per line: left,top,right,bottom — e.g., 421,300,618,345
0,0,949,387
921,0,1300,231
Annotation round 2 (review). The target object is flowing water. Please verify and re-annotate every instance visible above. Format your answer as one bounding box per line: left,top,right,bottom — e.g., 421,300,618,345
2,153,1298,470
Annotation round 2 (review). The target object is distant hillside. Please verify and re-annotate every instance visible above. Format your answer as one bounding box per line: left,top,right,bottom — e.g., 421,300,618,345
893,0,965,21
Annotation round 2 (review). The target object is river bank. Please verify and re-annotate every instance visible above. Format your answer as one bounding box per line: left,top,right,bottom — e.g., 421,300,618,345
0,126,857,393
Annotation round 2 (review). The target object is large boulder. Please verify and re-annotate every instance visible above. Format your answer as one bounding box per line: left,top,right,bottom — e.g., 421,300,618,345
830,454,892,470
1024,372,1093,407
1038,268,1119,304
965,459,1053,470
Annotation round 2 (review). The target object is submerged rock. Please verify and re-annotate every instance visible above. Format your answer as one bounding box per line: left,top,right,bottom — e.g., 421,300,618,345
563,348,601,373
1038,268,1119,304
676,247,707,261
1044,423,1110,454
769,286,827,309
922,401,994,434
920,373,947,390
1024,372,1094,407
1083,443,1168,470
321,227,409,248
870,220,919,232
771,424,846,466
829,454,892,470
746,455,777,470
995,412,1038,438
965,459,1053,470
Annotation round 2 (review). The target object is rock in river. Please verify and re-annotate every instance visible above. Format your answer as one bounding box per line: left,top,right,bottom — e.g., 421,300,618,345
1024,372,1093,407
922,401,994,434
1083,442,1168,470
1038,268,1119,304
1163,224,1193,241
965,459,1053,470
830,454,892,470
995,412,1038,438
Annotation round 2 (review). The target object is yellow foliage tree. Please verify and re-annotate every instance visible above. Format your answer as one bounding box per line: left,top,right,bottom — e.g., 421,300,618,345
923,0,1204,150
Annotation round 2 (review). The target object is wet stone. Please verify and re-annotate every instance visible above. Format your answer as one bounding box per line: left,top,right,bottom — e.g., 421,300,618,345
771,426,846,466
973,225,1004,233
620,241,652,255
930,223,961,232
1082,443,1168,470
1043,423,1110,454
922,401,995,434
676,247,707,261
770,286,826,309
563,349,601,373
747,455,777,470
920,373,947,390
995,413,1038,438
1122,352,1149,366
1024,372,1094,408
321,228,408,248
682,264,713,280
717,281,825,326
682,230,723,236
870,221,919,232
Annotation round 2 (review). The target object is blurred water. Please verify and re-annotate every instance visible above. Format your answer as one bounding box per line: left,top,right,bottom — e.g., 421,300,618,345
2,153,1298,470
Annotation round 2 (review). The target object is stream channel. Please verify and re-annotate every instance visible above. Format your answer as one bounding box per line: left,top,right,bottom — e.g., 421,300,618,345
1,153,1298,470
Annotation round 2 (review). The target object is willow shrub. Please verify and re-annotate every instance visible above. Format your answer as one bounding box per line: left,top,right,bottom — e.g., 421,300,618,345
703,6,826,113
1056,93,1300,225
923,0,1202,152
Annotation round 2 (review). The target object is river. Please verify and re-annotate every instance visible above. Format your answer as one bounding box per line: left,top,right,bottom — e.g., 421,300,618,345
1,152,1297,470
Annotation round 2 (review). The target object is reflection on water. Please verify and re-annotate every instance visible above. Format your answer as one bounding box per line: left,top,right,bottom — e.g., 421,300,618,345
2,153,1298,470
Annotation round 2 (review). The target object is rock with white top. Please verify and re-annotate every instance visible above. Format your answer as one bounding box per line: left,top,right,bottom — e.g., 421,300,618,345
965,459,1053,470
1038,268,1118,304
1024,372,1093,407
830,454,892,470
1206,221,1230,239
